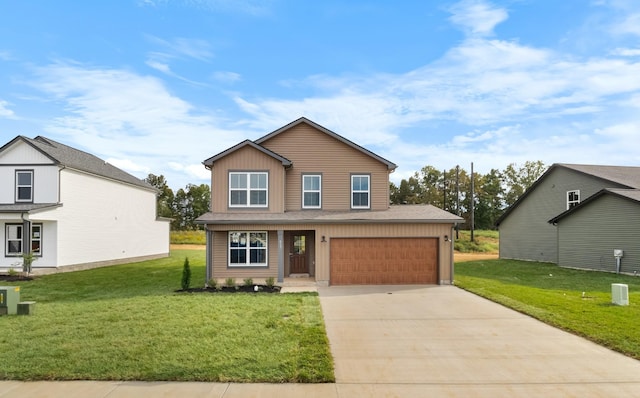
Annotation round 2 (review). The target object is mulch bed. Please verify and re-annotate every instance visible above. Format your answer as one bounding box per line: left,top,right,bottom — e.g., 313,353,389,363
0,274,34,282
177,285,281,294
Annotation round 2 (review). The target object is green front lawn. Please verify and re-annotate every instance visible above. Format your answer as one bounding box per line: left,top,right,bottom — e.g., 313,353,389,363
455,259,640,359
0,250,334,382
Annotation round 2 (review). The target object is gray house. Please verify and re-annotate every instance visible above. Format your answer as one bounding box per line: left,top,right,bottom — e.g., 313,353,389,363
496,164,640,274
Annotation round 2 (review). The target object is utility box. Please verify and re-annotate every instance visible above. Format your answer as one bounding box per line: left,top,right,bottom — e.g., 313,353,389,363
0,286,21,315
17,301,36,315
612,283,629,306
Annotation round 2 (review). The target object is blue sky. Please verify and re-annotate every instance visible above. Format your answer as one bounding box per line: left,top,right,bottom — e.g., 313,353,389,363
1,0,639,190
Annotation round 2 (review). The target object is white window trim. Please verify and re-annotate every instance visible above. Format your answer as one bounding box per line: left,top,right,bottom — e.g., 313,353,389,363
302,174,322,209
351,174,370,209
228,231,268,267
567,189,580,210
4,223,43,257
16,170,34,203
228,172,268,208
5,224,23,256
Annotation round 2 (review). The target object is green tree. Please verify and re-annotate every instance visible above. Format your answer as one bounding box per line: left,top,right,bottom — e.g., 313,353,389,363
173,183,211,230
145,174,176,219
503,161,547,207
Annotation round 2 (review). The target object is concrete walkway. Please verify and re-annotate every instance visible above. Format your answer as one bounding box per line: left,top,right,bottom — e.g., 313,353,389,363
2,285,640,397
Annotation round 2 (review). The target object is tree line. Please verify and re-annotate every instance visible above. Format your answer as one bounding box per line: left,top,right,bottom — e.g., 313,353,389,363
390,161,547,229
145,174,210,231
146,160,547,231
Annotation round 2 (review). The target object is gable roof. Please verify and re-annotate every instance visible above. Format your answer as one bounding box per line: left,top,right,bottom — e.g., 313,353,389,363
548,188,640,224
254,117,397,171
0,135,154,191
202,139,292,168
496,163,640,226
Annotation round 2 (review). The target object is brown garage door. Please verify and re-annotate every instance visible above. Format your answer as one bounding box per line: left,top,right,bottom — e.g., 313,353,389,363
330,238,438,285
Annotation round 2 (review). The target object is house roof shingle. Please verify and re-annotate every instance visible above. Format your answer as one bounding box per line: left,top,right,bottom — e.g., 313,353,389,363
496,163,640,226
4,136,155,191
196,204,463,225
202,139,292,168
548,188,640,224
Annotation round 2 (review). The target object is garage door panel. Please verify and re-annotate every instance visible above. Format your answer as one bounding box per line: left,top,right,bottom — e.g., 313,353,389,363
330,238,438,285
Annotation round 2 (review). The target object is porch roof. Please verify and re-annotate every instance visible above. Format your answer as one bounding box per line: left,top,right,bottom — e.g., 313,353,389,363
196,204,463,225
0,203,61,214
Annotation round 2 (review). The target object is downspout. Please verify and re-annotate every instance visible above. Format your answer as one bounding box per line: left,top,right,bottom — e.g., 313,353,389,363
450,225,455,285
21,212,31,258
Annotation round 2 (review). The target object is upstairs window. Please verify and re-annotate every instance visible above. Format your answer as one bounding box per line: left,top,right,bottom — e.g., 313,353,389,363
16,170,33,202
229,172,268,208
302,174,321,209
351,174,370,209
567,190,580,210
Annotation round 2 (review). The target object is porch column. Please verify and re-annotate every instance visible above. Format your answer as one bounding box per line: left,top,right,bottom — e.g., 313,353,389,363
277,229,284,283
205,229,213,284
22,215,31,257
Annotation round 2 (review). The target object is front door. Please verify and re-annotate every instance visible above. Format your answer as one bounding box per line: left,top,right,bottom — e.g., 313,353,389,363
290,234,308,274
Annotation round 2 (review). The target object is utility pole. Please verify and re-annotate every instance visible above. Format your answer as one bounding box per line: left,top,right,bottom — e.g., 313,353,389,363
455,165,460,239
470,162,475,242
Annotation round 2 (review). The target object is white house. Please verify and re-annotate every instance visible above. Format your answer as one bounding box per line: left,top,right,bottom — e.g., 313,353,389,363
0,135,170,273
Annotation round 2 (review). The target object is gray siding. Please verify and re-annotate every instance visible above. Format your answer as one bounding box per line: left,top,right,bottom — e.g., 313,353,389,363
500,167,628,263
557,195,640,274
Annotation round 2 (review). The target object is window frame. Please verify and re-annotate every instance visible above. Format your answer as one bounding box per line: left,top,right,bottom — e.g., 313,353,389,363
228,171,268,208
5,224,23,256
351,174,371,209
15,170,34,203
567,190,580,210
5,223,43,257
302,174,322,209
228,231,268,267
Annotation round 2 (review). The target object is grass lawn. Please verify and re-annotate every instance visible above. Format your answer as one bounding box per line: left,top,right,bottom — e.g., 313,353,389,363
455,259,640,360
0,249,334,382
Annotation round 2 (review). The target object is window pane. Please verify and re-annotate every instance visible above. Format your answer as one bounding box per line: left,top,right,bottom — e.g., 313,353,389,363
353,192,369,207
8,241,21,254
18,187,32,200
304,192,320,207
32,241,41,253
304,176,320,190
7,225,21,240
250,232,266,247
230,232,247,247
230,248,246,263
250,249,266,263
17,172,32,185
250,190,266,205
230,190,247,205
230,174,247,189
250,173,266,189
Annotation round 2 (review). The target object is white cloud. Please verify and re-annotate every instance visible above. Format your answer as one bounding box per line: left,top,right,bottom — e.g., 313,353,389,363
448,0,508,37
0,100,16,119
212,71,241,84
30,62,247,189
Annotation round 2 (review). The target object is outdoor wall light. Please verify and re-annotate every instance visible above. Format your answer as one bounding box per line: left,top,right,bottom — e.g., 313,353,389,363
321,236,327,242
444,235,449,242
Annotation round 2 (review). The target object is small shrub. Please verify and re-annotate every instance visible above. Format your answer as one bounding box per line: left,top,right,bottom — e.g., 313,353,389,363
265,277,275,288
8,268,18,277
181,257,191,290
207,279,218,290
225,277,236,288
243,278,253,287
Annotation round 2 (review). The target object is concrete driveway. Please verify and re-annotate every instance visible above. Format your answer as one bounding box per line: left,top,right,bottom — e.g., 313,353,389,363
318,285,640,397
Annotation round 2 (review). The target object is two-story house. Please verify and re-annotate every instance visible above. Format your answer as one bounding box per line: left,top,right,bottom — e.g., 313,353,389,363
497,163,640,274
196,117,463,286
0,135,170,273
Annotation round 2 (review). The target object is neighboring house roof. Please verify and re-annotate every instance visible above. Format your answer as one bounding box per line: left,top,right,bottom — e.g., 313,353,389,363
196,204,463,225
496,163,640,225
0,136,155,191
202,139,292,168
0,203,62,214
254,117,398,171
548,188,640,224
